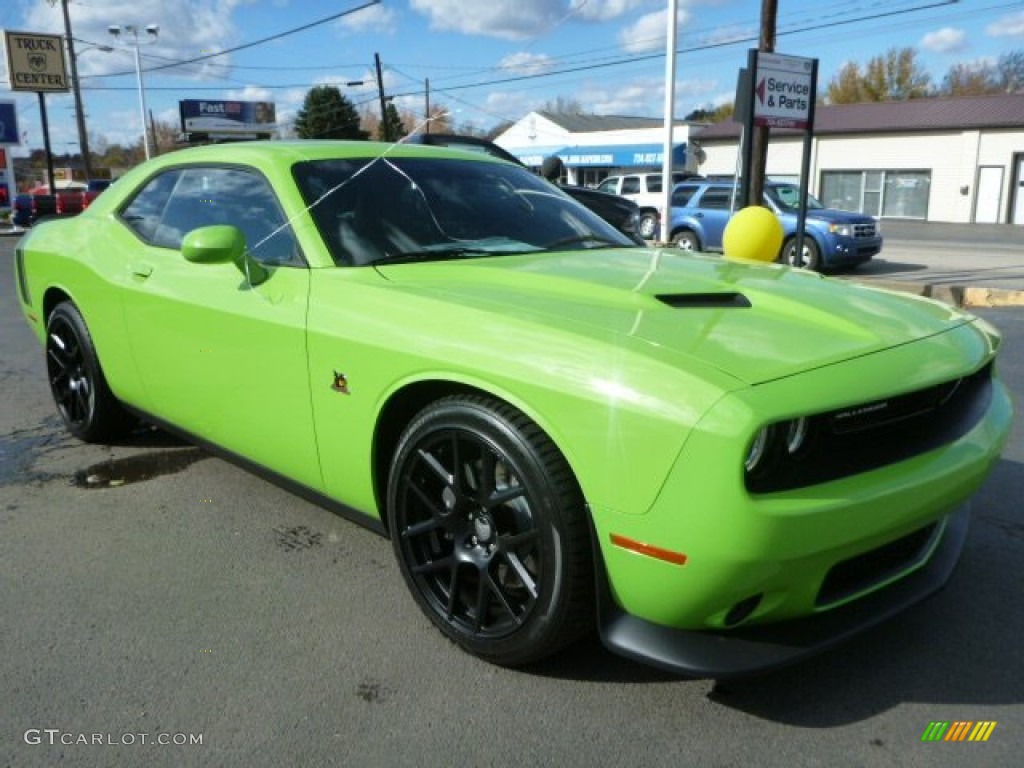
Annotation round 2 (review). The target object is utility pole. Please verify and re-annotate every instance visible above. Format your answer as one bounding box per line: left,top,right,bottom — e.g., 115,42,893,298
424,78,430,134
748,0,777,206
374,52,389,140
61,0,93,179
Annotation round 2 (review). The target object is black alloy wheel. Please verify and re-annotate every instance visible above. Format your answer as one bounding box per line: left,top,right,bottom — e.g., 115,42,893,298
387,395,593,666
46,302,130,442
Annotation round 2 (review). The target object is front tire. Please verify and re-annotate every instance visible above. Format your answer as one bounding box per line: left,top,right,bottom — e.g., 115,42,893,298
45,302,130,442
671,230,699,251
783,236,821,270
387,395,593,666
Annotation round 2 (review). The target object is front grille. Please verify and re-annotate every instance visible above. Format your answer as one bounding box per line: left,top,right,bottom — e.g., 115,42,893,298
817,522,939,606
746,363,993,493
853,222,877,238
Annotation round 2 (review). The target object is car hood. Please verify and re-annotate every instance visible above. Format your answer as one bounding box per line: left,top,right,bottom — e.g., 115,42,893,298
376,248,970,385
805,208,878,225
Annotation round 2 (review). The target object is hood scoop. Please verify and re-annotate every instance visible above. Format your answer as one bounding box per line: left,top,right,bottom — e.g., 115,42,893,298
656,292,751,309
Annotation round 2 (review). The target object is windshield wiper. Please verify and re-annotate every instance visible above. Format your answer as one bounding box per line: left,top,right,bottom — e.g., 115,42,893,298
366,247,495,266
542,235,628,251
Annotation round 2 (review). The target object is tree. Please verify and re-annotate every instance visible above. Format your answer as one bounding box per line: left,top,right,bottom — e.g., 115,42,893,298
827,47,931,103
996,50,1024,92
827,61,866,103
378,101,407,141
294,85,368,140
541,96,584,115
942,62,998,97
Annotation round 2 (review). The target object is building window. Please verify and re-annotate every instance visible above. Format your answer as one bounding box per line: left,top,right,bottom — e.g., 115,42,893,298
821,170,931,219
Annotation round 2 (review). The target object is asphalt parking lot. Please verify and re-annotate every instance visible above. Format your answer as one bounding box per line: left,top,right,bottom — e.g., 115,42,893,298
1,232,1022,767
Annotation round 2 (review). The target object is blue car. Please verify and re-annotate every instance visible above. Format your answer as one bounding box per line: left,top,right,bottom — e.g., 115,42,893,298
667,180,883,271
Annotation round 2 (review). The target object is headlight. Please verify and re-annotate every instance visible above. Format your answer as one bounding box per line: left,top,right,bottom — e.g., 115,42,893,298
744,416,815,480
828,223,852,236
744,427,771,473
785,417,808,454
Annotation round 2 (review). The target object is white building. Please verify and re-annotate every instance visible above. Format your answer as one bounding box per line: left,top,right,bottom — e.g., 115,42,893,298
693,93,1024,225
494,111,701,187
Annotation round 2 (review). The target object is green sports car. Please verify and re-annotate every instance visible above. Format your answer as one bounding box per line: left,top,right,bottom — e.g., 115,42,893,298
14,141,1012,677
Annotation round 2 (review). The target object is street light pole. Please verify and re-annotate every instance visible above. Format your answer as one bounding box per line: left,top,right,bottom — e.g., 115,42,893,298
109,24,158,160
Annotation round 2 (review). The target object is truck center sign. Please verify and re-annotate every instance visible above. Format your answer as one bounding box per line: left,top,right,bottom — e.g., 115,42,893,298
3,30,69,93
753,52,814,129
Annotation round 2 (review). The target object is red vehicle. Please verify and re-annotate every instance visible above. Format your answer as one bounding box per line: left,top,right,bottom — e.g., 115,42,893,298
28,184,86,216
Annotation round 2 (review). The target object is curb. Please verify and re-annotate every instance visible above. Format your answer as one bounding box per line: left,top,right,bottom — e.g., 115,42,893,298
842,277,1024,309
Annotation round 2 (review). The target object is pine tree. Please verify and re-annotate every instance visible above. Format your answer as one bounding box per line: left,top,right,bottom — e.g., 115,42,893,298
378,102,407,141
293,85,369,140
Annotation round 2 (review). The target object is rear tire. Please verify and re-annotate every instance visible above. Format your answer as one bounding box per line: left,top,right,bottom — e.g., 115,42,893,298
387,395,593,666
45,302,131,442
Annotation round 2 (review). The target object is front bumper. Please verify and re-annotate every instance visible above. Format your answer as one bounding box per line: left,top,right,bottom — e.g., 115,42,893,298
596,503,969,679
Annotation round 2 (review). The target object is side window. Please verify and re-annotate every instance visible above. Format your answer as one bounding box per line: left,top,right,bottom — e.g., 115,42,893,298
646,176,663,194
595,178,618,194
697,188,734,210
119,170,182,241
671,186,697,207
621,176,641,195
152,167,302,266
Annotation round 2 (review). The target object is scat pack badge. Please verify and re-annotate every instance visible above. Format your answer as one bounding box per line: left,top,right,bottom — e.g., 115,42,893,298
331,371,350,394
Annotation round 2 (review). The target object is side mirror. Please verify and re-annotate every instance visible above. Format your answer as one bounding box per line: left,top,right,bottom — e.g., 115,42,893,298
181,225,268,285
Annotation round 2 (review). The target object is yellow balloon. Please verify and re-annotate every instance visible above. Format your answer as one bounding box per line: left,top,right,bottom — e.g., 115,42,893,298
722,206,784,263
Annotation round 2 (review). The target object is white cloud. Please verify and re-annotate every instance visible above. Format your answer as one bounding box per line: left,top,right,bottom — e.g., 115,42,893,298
572,0,653,22
986,11,1024,38
499,52,555,76
409,0,566,41
337,4,398,34
225,85,275,102
23,0,248,80
920,27,966,54
619,8,692,54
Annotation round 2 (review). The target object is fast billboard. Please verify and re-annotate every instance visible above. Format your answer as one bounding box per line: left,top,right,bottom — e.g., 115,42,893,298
179,100,276,136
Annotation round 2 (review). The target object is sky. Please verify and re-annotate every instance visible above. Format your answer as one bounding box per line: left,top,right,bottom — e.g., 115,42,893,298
1,0,1023,159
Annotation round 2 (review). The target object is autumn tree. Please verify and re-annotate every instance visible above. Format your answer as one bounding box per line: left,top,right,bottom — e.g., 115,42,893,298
827,47,931,103
294,85,368,140
995,50,1024,92
942,62,998,97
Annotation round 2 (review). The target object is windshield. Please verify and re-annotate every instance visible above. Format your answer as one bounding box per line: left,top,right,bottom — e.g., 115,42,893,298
292,156,636,266
765,183,825,213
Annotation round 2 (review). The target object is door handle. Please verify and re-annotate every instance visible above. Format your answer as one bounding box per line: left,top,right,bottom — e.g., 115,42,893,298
130,262,153,278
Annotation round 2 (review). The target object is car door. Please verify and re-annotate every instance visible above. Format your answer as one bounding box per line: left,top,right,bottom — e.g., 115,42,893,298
116,165,322,490
692,186,736,250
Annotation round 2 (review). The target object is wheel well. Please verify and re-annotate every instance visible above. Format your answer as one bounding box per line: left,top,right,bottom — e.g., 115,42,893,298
42,288,72,321
372,380,489,533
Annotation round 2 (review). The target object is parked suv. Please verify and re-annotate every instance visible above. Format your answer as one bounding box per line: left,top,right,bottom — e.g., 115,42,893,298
668,180,883,271
595,172,694,239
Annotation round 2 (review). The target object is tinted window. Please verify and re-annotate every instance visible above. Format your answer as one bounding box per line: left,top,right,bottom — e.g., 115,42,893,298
696,187,734,210
120,170,182,242
671,186,698,206
151,167,301,265
292,157,634,266
621,177,641,195
647,176,663,193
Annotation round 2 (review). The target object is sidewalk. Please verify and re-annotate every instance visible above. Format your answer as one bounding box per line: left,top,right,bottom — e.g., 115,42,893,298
841,222,1024,307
